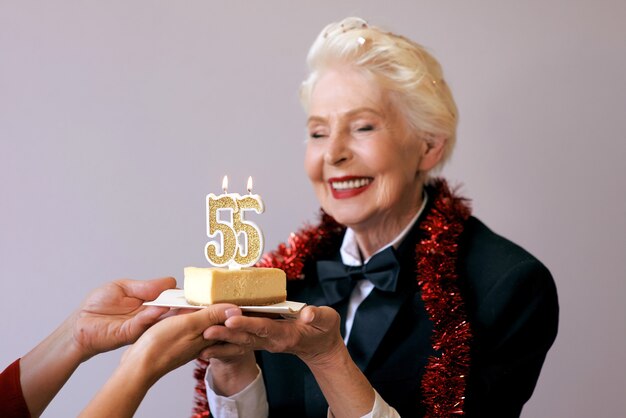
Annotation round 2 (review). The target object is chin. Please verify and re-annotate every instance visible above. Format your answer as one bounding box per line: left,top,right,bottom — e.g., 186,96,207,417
324,204,371,229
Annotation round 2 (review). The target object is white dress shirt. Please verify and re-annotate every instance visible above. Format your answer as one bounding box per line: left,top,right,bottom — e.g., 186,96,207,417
205,193,428,418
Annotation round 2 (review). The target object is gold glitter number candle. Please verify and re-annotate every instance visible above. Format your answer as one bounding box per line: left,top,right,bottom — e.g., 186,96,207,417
233,177,264,266
205,175,265,269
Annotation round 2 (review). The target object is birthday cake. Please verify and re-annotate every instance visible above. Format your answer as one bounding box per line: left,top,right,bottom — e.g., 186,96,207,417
183,266,286,306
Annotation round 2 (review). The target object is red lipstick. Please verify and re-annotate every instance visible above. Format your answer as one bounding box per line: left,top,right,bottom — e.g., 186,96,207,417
328,176,373,199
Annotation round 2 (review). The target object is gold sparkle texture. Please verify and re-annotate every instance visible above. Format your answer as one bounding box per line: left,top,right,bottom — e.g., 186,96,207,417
206,194,238,266
205,180,265,268
233,195,264,266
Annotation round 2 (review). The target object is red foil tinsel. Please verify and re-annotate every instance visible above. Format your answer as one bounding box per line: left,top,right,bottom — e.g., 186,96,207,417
192,178,473,417
416,179,472,417
191,358,210,418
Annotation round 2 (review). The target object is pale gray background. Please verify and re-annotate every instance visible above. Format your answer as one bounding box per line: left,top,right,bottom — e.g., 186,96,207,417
1,1,624,417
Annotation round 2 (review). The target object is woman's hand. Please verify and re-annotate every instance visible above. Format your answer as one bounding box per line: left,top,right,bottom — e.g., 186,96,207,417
204,306,346,369
204,306,376,417
71,277,176,361
197,307,262,396
197,306,347,401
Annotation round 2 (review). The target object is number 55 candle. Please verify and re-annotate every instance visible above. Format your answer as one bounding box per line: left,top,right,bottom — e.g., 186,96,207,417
205,176,264,269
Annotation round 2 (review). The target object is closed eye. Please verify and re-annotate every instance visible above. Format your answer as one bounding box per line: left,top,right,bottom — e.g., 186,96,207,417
357,124,374,132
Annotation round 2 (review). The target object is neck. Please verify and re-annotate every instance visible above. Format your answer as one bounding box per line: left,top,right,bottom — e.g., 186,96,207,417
351,192,425,259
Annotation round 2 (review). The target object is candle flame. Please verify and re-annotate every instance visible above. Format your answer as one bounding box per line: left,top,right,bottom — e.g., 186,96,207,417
222,175,228,193
247,176,253,194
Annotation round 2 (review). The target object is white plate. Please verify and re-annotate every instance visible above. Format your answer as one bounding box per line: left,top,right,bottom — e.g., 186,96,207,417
143,289,306,317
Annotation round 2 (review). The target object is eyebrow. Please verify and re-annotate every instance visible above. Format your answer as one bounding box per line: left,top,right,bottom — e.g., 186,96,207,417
307,107,383,125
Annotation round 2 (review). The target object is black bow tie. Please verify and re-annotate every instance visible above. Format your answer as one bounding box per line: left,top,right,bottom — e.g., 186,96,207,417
316,246,401,305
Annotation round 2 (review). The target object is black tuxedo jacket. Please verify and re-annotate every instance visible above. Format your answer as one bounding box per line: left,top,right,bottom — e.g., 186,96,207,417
256,215,559,417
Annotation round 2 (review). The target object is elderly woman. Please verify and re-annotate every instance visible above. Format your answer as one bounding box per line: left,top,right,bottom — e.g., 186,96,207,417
195,17,558,418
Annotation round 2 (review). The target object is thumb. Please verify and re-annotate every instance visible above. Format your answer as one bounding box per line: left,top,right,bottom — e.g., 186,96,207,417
185,304,239,331
132,306,171,326
117,277,177,301
299,306,338,332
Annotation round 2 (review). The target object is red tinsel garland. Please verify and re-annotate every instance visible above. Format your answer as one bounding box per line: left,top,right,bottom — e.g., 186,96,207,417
191,358,210,418
192,178,472,417
416,179,472,416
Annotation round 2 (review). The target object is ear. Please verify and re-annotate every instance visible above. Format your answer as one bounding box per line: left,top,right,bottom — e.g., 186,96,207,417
418,135,446,172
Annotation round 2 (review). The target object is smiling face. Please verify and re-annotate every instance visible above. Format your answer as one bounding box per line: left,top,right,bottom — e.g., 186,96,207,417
305,67,441,241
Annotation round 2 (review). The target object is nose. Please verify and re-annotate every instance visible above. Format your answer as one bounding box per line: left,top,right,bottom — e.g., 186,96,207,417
324,130,351,166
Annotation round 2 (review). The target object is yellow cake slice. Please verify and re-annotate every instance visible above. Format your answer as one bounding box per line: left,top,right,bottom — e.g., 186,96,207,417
183,267,286,306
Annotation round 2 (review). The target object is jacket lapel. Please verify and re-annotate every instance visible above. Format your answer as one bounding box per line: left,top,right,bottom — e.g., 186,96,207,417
346,288,410,372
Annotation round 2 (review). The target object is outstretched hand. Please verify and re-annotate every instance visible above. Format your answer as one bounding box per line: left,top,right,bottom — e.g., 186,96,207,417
120,303,239,381
19,276,176,418
78,303,238,418
71,277,176,360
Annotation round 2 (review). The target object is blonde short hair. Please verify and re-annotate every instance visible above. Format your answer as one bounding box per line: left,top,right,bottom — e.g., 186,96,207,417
300,17,458,169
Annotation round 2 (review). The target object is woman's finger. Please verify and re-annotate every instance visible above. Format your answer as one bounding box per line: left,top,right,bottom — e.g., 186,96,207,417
199,343,250,360
225,315,291,337
203,325,257,347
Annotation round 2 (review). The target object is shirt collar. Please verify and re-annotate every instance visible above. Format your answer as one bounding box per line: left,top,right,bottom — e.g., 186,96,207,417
340,191,429,266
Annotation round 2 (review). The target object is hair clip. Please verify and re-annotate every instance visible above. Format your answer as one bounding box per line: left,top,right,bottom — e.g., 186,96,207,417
324,18,369,39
